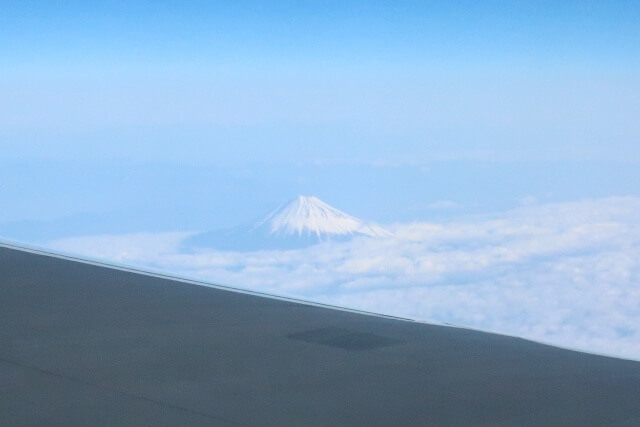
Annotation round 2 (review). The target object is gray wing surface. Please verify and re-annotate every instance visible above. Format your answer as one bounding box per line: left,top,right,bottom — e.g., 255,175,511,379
2,243,640,426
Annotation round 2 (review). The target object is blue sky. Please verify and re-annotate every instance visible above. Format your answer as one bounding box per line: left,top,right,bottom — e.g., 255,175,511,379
1,1,639,233
4,1,640,66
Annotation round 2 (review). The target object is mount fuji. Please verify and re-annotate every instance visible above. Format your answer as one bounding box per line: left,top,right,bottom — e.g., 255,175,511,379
184,195,392,251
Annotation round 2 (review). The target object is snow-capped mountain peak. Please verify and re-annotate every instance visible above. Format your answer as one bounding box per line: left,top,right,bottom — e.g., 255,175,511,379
255,195,390,238
184,195,392,251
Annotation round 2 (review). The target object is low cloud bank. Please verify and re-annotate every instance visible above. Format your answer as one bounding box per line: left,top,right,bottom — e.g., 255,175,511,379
49,196,640,360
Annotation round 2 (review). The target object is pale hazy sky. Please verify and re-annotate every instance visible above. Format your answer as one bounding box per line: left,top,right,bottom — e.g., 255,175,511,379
1,1,639,234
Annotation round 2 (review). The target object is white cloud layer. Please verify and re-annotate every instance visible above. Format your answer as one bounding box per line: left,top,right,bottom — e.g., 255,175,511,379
48,196,640,360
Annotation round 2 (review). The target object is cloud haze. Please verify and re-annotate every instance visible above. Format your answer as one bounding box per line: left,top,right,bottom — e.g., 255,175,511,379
48,196,640,360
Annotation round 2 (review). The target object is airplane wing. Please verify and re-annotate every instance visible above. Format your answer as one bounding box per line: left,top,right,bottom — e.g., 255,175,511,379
2,242,640,426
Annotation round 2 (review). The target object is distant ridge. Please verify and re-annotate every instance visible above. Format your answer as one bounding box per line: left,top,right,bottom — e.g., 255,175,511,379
184,195,392,251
